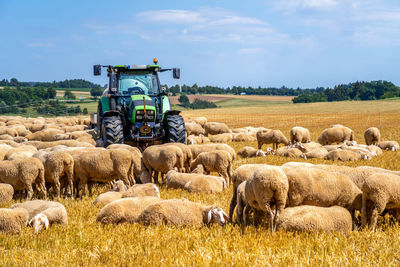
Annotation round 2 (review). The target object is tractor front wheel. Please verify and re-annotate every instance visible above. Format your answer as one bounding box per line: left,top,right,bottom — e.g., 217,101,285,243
164,115,186,144
101,116,124,147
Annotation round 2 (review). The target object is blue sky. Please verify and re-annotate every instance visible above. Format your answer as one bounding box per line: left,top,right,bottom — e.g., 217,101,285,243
0,0,399,88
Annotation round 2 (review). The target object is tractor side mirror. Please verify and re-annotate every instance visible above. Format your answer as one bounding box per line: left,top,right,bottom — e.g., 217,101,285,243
110,73,118,92
173,68,180,79
94,65,101,76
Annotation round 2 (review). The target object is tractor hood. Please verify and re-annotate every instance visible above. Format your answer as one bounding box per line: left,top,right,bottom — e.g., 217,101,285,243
128,95,156,123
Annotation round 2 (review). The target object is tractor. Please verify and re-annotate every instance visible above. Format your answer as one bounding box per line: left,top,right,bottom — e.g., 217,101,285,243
92,59,185,148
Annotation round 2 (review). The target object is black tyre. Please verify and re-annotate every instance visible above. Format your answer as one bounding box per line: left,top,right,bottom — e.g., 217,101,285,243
164,115,186,143
101,116,124,147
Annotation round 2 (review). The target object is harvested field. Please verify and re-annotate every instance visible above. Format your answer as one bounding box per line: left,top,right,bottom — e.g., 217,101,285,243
1,99,400,265
169,94,293,105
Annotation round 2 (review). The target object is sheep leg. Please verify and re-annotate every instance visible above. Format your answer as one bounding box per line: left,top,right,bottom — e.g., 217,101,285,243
257,141,262,150
88,182,93,197
361,193,369,228
243,204,252,226
370,200,386,231
153,171,159,184
229,190,237,222
25,184,33,200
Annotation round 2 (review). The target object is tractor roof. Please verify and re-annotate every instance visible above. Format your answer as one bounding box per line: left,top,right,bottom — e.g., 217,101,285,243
113,65,161,71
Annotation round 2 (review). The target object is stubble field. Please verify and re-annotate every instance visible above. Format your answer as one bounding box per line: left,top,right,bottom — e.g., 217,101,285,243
1,99,400,266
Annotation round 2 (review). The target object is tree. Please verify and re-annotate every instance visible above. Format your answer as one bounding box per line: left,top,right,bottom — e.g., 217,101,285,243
90,87,103,98
64,89,76,100
83,107,88,115
9,78,18,87
178,94,190,107
47,87,57,99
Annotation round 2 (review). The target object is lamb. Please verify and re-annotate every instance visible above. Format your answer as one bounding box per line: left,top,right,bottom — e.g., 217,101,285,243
0,158,46,200
237,146,265,158
317,126,354,145
361,173,400,230
367,145,383,156
136,198,228,227
232,132,257,142
0,127,18,137
96,196,163,224
300,146,328,159
9,125,31,137
324,149,369,161
0,183,14,204
0,134,14,141
25,128,65,141
162,143,193,173
122,183,160,198
290,126,311,143
209,133,233,143
276,206,353,234
282,167,362,213
107,144,142,181
281,147,304,158
323,144,342,152
183,175,226,193
189,143,235,161
256,129,289,151
339,144,375,158
204,122,231,135
11,200,68,233
187,135,209,144
13,136,28,143
185,122,205,136
140,145,184,184
0,208,29,233
190,150,233,186
5,145,38,160
93,180,128,207
377,141,399,151
228,164,266,221
33,151,75,198
73,149,135,197
244,165,289,230
187,116,207,127
364,127,381,146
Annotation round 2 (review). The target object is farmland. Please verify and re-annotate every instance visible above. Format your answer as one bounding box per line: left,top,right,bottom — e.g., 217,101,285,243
1,99,400,265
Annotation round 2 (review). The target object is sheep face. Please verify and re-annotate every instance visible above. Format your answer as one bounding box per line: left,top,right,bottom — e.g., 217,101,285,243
29,213,49,233
207,208,229,226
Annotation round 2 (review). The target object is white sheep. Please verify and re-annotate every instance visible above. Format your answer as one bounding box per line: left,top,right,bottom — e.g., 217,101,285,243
377,141,399,151
276,205,353,234
364,127,381,146
244,165,289,230
290,126,311,143
0,183,14,204
136,198,228,227
0,208,29,233
11,200,67,233
96,196,163,224
361,173,400,230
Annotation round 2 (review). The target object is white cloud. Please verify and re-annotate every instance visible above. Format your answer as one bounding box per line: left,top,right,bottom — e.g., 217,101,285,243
274,0,338,11
137,9,206,24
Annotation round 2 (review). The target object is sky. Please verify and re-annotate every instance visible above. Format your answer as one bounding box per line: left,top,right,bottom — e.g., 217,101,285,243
0,0,399,88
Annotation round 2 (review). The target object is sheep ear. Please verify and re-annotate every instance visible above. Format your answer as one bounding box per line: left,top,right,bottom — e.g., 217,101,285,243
207,211,212,224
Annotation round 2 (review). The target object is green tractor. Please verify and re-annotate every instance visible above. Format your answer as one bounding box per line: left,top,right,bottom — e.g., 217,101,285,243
93,59,185,148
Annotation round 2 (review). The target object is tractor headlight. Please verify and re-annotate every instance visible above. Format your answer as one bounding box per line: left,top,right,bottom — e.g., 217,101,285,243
136,110,144,115
136,115,143,120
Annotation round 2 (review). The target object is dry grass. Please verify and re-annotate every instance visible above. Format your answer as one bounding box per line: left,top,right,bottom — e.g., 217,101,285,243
1,100,400,265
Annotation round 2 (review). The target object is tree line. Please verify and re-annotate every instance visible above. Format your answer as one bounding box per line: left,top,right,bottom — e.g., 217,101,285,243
0,78,102,89
292,80,400,103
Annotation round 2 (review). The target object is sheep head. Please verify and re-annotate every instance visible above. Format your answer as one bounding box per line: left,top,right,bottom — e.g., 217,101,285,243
29,213,49,233
206,207,229,226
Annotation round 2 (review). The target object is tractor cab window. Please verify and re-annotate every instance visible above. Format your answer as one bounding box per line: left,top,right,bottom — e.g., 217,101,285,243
118,72,159,96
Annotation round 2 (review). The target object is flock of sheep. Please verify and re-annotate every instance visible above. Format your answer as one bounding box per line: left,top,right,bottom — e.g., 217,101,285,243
0,115,399,235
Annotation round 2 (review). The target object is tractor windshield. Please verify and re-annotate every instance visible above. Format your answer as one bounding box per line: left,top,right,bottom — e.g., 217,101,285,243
118,72,159,96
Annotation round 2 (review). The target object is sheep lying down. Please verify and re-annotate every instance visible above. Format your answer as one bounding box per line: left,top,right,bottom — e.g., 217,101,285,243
97,197,228,227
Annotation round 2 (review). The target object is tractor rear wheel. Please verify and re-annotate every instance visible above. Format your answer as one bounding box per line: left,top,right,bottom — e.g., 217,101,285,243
101,116,124,147
164,115,186,144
